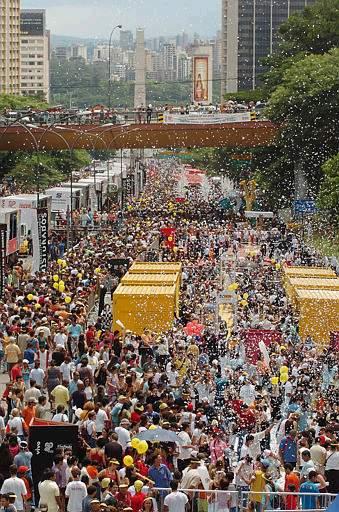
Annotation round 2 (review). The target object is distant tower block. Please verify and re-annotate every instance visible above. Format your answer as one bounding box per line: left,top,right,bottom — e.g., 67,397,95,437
134,28,146,108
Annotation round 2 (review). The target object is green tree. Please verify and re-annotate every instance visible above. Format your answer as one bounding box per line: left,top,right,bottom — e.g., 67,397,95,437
0,94,48,112
8,153,65,191
266,48,339,197
317,153,339,223
263,0,339,92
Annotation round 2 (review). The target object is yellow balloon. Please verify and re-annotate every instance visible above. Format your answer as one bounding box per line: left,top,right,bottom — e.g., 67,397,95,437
35,303,41,310
137,440,148,455
53,275,59,282
59,280,65,287
123,455,134,467
53,282,59,290
240,300,248,307
27,294,34,301
280,366,289,374
149,425,157,430
131,438,140,449
59,284,65,293
57,259,63,265
65,296,72,304
77,273,83,279
228,283,238,292
280,374,288,383
271,376,279,385
243,293,249,300
62,260,67,268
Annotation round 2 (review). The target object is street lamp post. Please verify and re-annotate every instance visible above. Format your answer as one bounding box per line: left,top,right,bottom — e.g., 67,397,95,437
108,24,122,109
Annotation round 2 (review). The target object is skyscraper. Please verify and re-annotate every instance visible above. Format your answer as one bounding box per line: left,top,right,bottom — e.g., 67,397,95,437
0,0,21,94
20,9,50,101
220,0,315,96
120,30,134,50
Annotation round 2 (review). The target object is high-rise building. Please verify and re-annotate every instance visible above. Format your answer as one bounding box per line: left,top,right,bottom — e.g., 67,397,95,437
162,43,177,80
20,9,50,101
70,44,88,61
0,0,21,95
54,46,69,61
120,30,133,50
220,0,315,96
177,52,191,81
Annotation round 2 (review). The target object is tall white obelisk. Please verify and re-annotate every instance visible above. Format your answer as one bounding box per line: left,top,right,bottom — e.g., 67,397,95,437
134,28,146,108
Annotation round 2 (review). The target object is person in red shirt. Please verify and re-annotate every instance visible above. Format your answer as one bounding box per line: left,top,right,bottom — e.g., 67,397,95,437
21,399,36,426
131,403,144,425
131,481,147,512
10,362,23,382
238,404,256,430
115,484,132,508
86,325,96,347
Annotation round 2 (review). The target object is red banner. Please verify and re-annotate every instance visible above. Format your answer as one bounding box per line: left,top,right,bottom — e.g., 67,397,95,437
161,227,176,249
241,329,282,364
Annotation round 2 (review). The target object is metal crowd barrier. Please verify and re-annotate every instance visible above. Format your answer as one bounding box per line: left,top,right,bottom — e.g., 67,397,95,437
153,488,337,512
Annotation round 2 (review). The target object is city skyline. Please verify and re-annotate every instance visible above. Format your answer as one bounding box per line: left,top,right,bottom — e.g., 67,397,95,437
22,0,221,38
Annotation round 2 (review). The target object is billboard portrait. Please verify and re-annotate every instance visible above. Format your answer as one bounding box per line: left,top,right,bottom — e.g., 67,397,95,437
193,56,209,103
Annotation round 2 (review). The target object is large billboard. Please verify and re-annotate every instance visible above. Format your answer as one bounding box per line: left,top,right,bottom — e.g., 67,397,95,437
20,10,45,36
193,56,209,103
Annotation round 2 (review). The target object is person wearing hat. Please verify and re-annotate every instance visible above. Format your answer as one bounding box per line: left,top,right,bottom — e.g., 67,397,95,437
0,493,17,512
115,483,132,508
130,480,147,512
17,466,33,507
101,479,118,506
99,460,120,484
115,419,131,451
14,441,32,475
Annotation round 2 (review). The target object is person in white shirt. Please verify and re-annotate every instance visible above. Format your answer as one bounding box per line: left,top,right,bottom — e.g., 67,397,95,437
29,361,45,387
94,403,108,435
60,357,73,384
115,419,131,450
240,382,256,406
1,465,27,512
65,468,87,512
52,405,69,423
38,469,61,512
164,480,188,512
177,423,194,472
54,328,67,348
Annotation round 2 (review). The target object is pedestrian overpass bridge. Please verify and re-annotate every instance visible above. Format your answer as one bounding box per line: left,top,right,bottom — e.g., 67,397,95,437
0,121,278,152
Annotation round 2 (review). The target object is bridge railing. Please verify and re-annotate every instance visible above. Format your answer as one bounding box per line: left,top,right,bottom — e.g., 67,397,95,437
0,110,266,127
152,488,337,512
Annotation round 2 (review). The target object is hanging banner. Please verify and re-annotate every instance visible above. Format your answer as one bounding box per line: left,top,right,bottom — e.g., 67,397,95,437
29,418,80,501
163,112,252,124
193,56,209,103
0,224,6,299
37,207,48,272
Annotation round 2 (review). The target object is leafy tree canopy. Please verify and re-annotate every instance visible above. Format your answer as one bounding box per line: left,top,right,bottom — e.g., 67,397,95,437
0,94,48,112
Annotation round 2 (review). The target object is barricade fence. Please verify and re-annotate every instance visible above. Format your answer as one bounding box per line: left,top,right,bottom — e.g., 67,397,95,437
153,488,337,512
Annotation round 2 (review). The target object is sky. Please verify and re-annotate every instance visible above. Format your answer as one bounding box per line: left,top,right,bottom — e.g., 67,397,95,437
22,0,220,39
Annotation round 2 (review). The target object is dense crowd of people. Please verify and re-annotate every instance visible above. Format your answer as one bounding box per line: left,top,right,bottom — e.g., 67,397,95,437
0,161,338,512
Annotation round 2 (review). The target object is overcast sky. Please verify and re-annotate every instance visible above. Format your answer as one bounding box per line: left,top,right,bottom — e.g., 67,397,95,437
22,0,220,39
